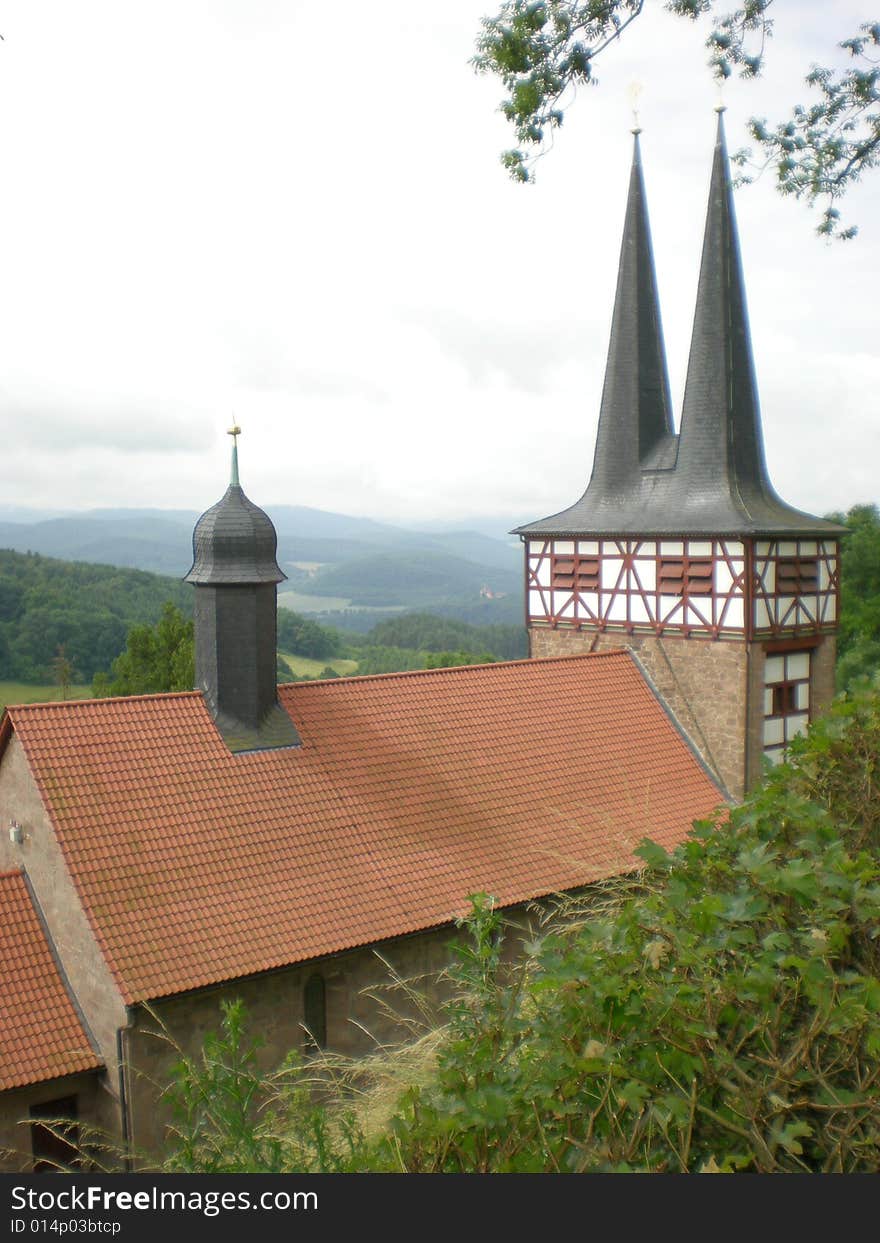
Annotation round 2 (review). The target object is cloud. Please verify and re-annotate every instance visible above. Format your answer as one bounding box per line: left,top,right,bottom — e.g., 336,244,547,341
0,387,211,454
400,305,585,394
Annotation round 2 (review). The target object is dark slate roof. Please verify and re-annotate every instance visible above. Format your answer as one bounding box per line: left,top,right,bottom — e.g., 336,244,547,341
515,117,844,540
185,445,287,585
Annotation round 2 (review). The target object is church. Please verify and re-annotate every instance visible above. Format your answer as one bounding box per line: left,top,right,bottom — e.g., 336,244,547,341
0,114,842,1170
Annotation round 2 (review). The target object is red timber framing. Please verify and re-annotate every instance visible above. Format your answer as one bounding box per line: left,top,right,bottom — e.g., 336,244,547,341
525,538,747,638
751,539,839,637
524,536,840,640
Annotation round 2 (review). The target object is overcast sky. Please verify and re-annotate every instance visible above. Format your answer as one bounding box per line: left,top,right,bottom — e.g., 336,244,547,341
0,1,876,528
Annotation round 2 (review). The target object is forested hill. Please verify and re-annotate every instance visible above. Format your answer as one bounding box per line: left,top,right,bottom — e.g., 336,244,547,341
0,549,191,683
0,504,524,626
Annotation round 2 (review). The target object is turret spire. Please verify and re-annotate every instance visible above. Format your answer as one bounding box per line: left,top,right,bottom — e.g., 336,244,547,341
589,130,676,496
673,109,778,524
515,116,842,539
185,432,299,753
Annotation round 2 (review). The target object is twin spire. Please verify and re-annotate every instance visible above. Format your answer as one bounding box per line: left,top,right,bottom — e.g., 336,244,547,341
516,113,839,538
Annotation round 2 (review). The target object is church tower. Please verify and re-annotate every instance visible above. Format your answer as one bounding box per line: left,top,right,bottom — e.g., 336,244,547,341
516,116,843,798
185,427,300,753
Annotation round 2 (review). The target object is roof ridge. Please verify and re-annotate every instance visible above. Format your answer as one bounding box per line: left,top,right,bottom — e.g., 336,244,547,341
282,648,629,690
7,689,205,712
0,868,24,882
4,652,634,715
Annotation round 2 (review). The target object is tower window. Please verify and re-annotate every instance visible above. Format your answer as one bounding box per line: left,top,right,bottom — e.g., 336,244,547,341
771,683,797,716
763,650,811,763
658,557,713,596
303,972,327,1050
551,554,599,592
776,557,818,594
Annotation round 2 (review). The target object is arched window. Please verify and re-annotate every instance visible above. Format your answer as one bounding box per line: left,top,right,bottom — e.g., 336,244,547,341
303,973,326,1049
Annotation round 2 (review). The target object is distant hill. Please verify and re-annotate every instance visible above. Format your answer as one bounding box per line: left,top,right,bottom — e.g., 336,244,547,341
0,515,194,576
0,548,191,684
0,505,523,623
295,551,519,608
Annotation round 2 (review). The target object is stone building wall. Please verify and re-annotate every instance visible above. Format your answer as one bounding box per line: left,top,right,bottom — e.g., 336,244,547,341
0,1072,104,1173
123,907,539,1163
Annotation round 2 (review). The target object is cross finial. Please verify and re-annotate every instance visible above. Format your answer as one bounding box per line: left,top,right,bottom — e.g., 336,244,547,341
627,80,643,135
228,422,241,486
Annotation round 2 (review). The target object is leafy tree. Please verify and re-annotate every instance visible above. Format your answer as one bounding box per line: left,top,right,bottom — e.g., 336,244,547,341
51,645,76,701
829,503,880,690
349,645,427,676
276,610,341,660
93,603,194,697
0,548,191,682
422,650,495,668
474,1,880,237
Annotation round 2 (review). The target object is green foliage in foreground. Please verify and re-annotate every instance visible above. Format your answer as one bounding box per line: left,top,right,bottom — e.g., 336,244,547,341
162,1001,365,1174
474,1,880,238
162,685,880,1173
390,687,880,1173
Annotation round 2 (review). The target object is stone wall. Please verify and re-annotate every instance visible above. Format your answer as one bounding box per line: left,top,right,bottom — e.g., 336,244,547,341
123,908,539,1163
811,635,837,718
0,1072,104,1173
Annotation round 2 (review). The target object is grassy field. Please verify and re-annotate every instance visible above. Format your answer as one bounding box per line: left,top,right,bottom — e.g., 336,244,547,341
279,654,359,680
0,681,92,711
278,590,352,613
278,590,408,616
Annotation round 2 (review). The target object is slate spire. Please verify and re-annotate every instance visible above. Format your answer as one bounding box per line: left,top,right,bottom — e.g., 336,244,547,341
673,110,783,524
515,115,843,538
590,129,676,493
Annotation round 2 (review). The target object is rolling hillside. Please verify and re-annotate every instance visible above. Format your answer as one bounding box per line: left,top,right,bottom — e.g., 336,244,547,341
0,505,525,624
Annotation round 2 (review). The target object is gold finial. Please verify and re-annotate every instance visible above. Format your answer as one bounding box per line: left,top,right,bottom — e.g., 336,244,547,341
228,422,241,443
627,80,643,134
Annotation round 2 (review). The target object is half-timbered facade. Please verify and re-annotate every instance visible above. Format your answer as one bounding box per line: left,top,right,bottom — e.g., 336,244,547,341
516,116,843,798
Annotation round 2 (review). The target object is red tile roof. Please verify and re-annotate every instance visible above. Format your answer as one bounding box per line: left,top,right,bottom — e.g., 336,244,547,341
1,652,722,1005
0,870,102,1092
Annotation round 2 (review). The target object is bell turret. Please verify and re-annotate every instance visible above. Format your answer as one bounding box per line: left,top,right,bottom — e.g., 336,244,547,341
185,428,300,753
